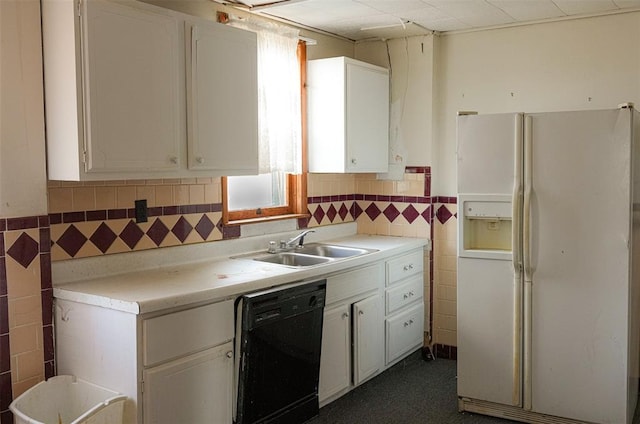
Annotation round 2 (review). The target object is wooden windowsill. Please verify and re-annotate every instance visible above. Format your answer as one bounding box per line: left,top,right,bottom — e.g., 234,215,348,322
224,213,310,226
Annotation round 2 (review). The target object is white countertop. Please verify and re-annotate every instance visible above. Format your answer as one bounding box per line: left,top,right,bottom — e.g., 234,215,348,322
53,224,429,315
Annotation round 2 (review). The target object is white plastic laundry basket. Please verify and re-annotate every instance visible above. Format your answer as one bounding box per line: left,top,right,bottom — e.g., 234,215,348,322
9,375,126,424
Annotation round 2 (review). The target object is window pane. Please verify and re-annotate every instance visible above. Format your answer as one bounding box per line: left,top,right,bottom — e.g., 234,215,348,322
227,173,287,211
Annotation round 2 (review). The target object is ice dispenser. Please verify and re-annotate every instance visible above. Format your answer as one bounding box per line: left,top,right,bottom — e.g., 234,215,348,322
458,195,512,260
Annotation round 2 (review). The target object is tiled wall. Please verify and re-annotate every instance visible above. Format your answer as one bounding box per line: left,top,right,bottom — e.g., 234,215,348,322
48,179,230,261
0,217,53,424
432,199,458,359
306,169,431,238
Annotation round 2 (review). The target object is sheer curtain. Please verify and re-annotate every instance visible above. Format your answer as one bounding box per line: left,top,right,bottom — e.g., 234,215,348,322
231,18,302,174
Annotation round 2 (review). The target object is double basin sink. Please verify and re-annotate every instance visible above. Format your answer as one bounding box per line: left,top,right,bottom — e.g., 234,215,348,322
243,243,378,267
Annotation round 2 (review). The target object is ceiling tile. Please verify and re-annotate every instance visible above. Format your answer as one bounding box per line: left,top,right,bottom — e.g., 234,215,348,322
612,0,640,7
488,0,566,21
552,0,619,15
250,0,640,39
354,0,433,15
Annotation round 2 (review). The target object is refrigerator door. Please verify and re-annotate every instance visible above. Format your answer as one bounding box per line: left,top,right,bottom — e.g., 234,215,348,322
457,113,523,407
457,113,521,194
458,257,520,406
526,109,632,423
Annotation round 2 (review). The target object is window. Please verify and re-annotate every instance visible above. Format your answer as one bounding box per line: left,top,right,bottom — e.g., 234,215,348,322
223,24,307,224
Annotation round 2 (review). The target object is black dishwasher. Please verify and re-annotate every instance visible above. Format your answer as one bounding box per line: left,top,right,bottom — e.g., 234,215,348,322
235,280,326,424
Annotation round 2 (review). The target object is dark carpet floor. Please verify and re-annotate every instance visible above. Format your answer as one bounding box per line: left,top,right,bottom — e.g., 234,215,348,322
308,350,640,424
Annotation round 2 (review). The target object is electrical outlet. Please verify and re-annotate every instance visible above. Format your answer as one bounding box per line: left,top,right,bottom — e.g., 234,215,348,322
135,199,148,223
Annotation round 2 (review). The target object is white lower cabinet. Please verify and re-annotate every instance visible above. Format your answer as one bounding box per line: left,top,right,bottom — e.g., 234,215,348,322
318,304,351,401
318,264,384,405
384,249,425,366
54,298,234,424
318,250,426,407
143,342,233,424
353,295,384,385
386,303,425,364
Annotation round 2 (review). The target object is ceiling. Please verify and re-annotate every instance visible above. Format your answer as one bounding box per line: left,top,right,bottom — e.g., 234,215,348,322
217,0,640,41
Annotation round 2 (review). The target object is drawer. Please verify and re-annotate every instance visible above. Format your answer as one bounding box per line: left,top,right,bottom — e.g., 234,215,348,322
385,303,424,365
385,275,423,315
143,300,234,367
325,263,384,305
386,250,423,286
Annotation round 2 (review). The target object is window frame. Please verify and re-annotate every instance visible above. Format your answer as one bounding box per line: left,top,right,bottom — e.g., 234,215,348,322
222,41,308,225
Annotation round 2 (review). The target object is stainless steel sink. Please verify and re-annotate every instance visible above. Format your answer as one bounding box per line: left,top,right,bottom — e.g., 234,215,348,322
294,243,376,258
251,252,332,267
240,243,377,268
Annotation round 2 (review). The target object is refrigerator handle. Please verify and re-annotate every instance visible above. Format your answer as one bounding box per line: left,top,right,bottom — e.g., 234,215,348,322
512,114,523,273
512,114,524,407
523,115,533,283
523,115,533,411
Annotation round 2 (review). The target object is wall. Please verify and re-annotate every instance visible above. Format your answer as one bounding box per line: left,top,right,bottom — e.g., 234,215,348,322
434,11,640,196
356,36,435,169
0,1,51,422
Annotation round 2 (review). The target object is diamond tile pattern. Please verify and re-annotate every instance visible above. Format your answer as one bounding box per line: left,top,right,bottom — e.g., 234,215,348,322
338,204,349,221
383,204,400,223
90,223,117,253
147,219,170,246
120,221,145,249
195,215,215,240
172,216,193,243
313,205,325,224
436,205,454,225
403,204,420,224
326,205,337,222
365,203,382,221
6,233,39,269
56,225,87,258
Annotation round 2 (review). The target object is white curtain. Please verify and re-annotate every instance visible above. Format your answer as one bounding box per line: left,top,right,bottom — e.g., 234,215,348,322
231,18,302,174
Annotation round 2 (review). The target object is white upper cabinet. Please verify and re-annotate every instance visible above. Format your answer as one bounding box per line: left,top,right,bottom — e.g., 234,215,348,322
42,0,258,181
307,57,389,173
185,19,258,174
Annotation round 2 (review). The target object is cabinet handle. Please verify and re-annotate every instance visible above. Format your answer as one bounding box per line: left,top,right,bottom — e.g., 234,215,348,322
342,313,349,319
226,351,233,359
196,157,204,164
409,291,414,297
403,264,414,271
403,293,409,299
404,321,409,327
169,156,178,165
409,319,414,325
350,158,357,165
359,310,364,316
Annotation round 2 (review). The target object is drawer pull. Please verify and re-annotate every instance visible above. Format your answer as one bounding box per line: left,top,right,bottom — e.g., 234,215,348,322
403,319,415,328
359,310,364,316
226,351,233,359
403,291,416,300
342,313,349,319
403,264,414,272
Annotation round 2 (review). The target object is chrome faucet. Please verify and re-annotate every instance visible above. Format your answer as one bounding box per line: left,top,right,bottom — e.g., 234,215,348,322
268,230,316,253
284,229,315,249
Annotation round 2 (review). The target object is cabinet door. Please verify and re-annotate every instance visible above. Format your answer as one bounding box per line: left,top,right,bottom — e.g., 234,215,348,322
353,294,384,385
345,62,389,173
83,0,183,173
318,304,351,402
186,21,258,174
386,303,424,365
143,342,233,424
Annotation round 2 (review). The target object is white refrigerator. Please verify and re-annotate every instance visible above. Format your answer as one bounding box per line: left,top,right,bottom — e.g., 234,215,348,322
456,105,640,424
